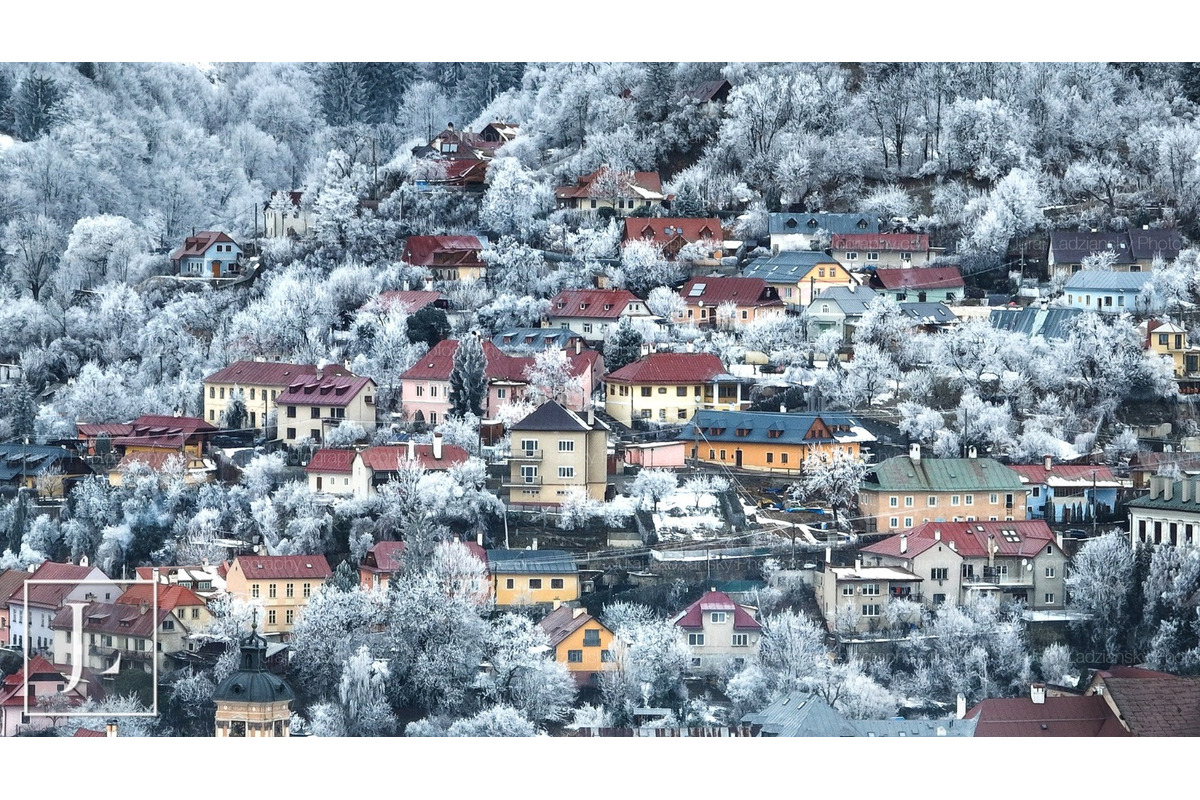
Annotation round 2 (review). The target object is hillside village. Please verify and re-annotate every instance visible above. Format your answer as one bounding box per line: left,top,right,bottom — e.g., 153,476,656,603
6,61,1200,738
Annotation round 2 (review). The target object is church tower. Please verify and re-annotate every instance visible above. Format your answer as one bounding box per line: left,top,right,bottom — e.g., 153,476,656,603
213,614,295,737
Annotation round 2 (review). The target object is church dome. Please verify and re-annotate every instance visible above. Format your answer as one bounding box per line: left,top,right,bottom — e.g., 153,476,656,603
212,621,295,705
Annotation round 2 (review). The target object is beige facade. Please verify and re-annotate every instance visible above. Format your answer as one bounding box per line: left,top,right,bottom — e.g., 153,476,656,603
507,402,609,507
278,378,377,447
813,563,924,634
605,379,747,428
672,590,762,676
224,556,331,638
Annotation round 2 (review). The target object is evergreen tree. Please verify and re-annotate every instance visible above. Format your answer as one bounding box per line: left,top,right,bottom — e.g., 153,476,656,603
449,335,487,419
0,72,12,134
330,559,358,592
320,62,368,127
221,387,248,430
637,62,677,123
456,63,525,121
358,62,414,126
12,72,62,141
672,183,706,217
3,379,36,440
406,305,452,348
605,317,644,374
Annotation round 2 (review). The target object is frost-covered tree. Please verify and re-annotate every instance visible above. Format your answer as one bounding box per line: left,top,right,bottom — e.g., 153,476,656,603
604,316,643,375
646,285,686,321
1065,532,1136,661
448,335,487,419
480,157,552,243
797,452,867,527
630,468,677,512
523,347,585,407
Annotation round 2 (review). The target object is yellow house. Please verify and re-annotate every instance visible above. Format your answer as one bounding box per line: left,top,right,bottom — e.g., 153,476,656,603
204,361,355,430
681,410,875,474
605,352,746,428
1145,320,1200,394
487,550,579,606
224,555,332,638
742,251,856,308
538,605,616,687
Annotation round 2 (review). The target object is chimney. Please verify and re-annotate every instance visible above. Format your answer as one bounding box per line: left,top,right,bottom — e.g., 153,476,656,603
780,403,787,413
900,534,908,554
1149,475,1163,499
956,693,967,719
573,607,586,619
139,600,150,616
1044,454,1053,472
934,529,941,541
987,533,996,568
909,443,921,464
849,283,856,293
105,718,119,738
531,537,538,550
1056,532,1064,550
854,554,862,575
586,408,595,428
575,338,582,355
1030,683,1046,704
968,445,978,459
407,439,416,461
446,121,455,130
552,599,561,610
1183,480,1193,504
825,545,832,565
432,432,443,461
1164,478,1174,502
477,532,484,547
949,540,957,552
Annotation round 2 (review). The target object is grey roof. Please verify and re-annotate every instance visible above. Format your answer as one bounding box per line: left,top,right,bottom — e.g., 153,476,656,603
1049,231,1135,265
812,285,878,316
486,549,577,574
680,409,874,447
0,444,90,482
742,251,841,282
898,303,958,324
769,213,880,237
1127,228,1183,261
510,400,604,433
1063,271,1153,291
988,307,1082,341
492,328,580,353
743,691,976,737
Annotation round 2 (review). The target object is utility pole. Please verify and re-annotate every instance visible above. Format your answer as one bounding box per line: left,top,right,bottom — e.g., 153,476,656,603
1091,469,1098,537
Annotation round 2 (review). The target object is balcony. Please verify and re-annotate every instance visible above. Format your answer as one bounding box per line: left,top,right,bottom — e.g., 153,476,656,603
504,476,543,487
963,568,1034,588
510,449,543,461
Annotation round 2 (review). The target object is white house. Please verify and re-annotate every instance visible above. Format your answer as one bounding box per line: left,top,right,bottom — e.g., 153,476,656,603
671,589,762,675
6,562,115,654
1062,271,1153,314
169,231,244,278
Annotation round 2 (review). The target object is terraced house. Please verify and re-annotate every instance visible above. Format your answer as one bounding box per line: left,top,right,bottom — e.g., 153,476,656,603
204,360,354,430
857,445,1026,533
680,410,875,473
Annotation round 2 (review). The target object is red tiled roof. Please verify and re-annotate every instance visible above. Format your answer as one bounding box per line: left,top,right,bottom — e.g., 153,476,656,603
0,569,29,605
169,231,238,263
555,168,664,200
539,605,611,648
205,361,350,387
402,235,483,267
111,415,218,450
967,695,1129,737
1093,666,1174,680
1009,464,1117,484
232,555,332,580
872,267,964,290
21,562,108,609
859,535,944,559
0,655,63,707
360,443,468,472
74,728,106,737
1100,676,1200,736
115,583,206,611
362,541,406,574
673,590,761,631
369,290,445,314
548,289,644,320
276,375,375,409
874,520,1060,559
606,352,726,384
305,449,357,474
400,339,529,383
623,218,722,247
51,600,170,639
832,233,930,252
678,277,783,308
77,422,134,438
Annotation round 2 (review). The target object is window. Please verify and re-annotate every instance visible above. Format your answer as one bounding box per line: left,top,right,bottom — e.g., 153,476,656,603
861,604,880,616
220,387,225,399
583,323,593,334
889,517,899,528
845,251,858,260
965,495,974,505
251,584,260,598
286,405,297,418
601,649,613,662
286,609,294,625
989,493,998,504
557,465,575,480
904,496,914,507
732,633,749,647
505,578,515,589
520,439,539,454
711,612,727,623
658,387,667,394
286,583,294,598
931,568,948,581
1044,593,1055,604
209,387,215,398
928,496,937,507
866,252,879,261
303,583,312,598
933,594,947,604
551,578,564,590
708,449,715,459
529,578,543,589
1045,567,1056,578
766,452,774,464
430,385,438,398
269,583,277,598
678,409,688,420
951,495,960,506
162,619,175,631
641,386,652,397
268,609,277,625
719,449,726,460
521,465,538,483
311,407,321,419
862,583,880,596
136,638,147,651
889,496,899,508
842,585,854,596
568,649,583,663
583,629,601,647
818,267,826,278
191,608,200,619
781,453,789,464
250,388,256,400
904,518,912,527
688,633,705,646
558,440,574,452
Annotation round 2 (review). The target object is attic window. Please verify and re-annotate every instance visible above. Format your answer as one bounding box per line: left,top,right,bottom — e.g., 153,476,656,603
604,304,612,311
857,219,869,229
736,428,751,436
767,429,783,438
580,303,588,310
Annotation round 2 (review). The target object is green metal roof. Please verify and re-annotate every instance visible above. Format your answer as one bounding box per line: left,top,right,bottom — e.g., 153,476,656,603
862,455,1024,493
1127,482,1200,513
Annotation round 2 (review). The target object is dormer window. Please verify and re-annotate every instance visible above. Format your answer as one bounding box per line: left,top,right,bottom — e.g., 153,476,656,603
805,218,817,228
768,429,783,438
604,304,612,311
736,428,751,436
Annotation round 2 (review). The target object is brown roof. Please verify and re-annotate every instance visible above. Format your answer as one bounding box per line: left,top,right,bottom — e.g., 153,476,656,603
51,600,171,639
555,168,664,200
1101,676,1200,736
0,569,29,606
369,290,446,314
672,590,761,631
967,695,1129,737
623,218,722,248
21,562,109,609
401,235,483,267
361,443,468,472
872,267,964,290
111,415,218,450
205,361,350,387
548,289,644,320
862,520,1060,560
276,375,375,409
539,605,611,647
115,583,207,611
169,231,238,263
400,338,529,383
606,352,727,385
678,277,783,308
232,555,332,580
305,449,357,475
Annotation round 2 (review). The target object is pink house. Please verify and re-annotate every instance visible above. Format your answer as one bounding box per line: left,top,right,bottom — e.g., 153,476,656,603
400,339,600,425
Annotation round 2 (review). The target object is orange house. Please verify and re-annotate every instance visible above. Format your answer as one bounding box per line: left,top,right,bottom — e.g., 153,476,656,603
680,410,875,474
538,605,616,687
